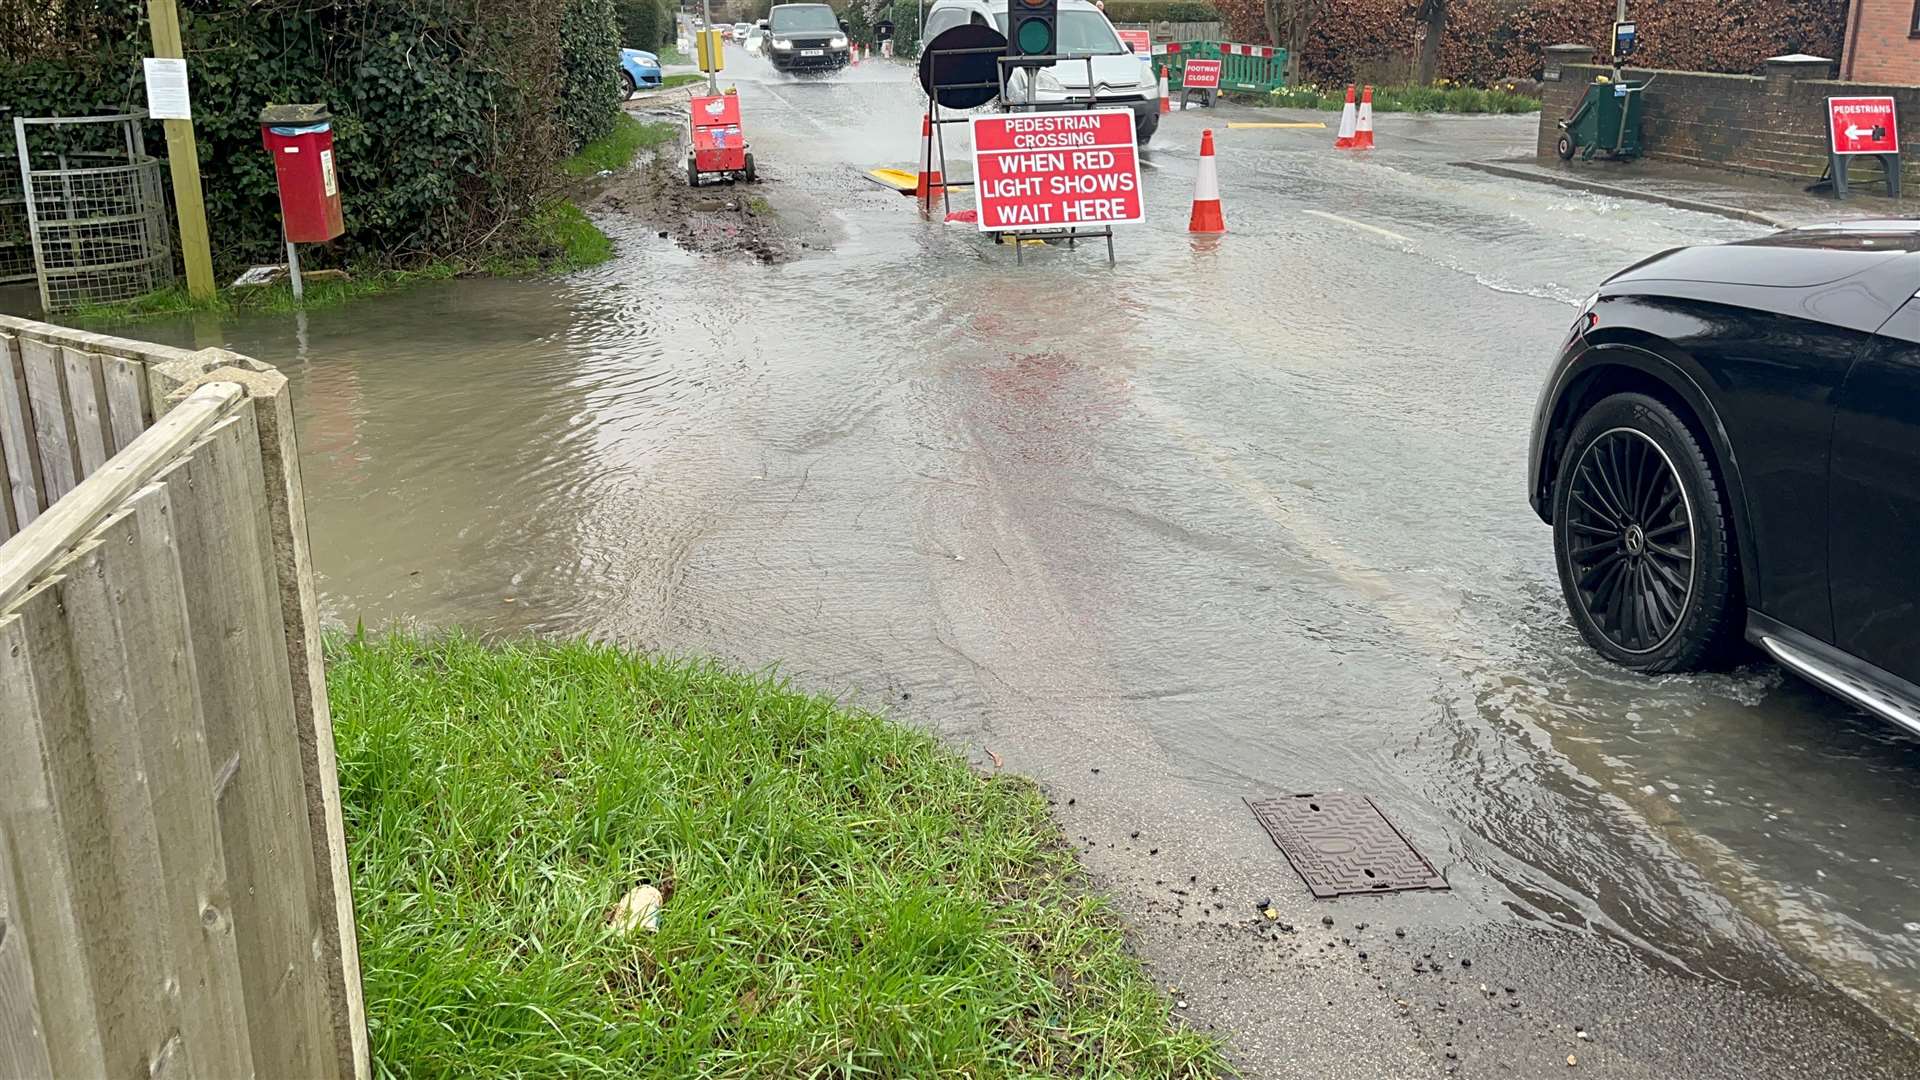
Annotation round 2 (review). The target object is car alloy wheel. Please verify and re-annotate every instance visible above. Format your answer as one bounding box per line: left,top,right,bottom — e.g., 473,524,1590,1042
1563,427,1695,654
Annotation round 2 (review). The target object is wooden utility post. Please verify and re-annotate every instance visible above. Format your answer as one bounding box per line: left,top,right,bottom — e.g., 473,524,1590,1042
147,0,216,300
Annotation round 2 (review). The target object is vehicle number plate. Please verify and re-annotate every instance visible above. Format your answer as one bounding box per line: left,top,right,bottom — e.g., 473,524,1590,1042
801,49,823,56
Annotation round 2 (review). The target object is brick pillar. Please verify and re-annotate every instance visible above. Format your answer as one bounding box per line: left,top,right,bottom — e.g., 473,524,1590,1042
1764,53,1833,95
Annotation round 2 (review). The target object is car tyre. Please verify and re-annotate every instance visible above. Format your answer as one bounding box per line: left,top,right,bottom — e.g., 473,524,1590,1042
1135,111,1159,146
687,154,699,187
1551,392,1740,673
1555,133,1575,160
621,70,637,97
744,152,757,182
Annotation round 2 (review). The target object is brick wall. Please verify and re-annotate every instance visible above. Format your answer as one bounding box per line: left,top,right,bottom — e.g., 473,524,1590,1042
1538,63,1920,189
1843,0,1920,84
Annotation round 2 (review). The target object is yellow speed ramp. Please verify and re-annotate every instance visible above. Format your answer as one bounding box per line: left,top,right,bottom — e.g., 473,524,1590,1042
865,167,919,193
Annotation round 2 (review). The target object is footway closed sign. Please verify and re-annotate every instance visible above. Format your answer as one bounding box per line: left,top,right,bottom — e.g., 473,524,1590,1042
970,110,1144,232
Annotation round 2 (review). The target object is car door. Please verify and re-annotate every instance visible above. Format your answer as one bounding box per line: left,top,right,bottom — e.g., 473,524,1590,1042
1827,280,1920,686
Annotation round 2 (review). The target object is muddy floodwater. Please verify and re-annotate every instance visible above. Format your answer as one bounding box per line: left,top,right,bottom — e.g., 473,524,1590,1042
92,58,1920,1075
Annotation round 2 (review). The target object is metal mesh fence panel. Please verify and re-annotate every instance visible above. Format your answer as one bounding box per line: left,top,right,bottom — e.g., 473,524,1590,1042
13,113,175,311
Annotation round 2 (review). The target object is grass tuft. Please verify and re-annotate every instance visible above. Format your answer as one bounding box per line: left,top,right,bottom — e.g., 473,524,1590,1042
1264,81,1540,114
529,200,614,270
564,113,680,177
659,73,706,90
69,262,461,323
329,634,1223,1078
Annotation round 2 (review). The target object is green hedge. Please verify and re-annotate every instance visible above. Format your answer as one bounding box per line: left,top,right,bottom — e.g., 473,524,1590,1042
1102,1,1222,22
617,0,676,49
0,0,621,271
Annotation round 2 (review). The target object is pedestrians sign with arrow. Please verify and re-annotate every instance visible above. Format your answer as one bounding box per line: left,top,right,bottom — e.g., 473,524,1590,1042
1827,96,1899,155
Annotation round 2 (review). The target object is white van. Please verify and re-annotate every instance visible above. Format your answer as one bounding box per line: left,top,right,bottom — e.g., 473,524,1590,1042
921,0,1160,144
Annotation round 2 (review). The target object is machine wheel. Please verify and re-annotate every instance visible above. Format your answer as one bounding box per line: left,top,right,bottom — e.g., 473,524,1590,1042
1556,133,1575,160
620,70,637,97
1551,393,1740,673
687,154,699,187
744,153,757,182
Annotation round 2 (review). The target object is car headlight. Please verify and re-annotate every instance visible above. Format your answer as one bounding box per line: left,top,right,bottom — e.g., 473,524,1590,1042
772,37,792,49
830,35,848,47
1034,69,1067,93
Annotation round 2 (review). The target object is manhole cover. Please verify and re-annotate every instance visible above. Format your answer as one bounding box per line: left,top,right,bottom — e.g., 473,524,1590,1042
1246,793,1448,898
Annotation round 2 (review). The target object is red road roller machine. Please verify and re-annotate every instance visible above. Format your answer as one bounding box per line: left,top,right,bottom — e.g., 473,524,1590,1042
687,92,756,186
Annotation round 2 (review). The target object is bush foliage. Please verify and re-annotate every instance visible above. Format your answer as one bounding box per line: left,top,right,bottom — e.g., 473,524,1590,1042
0,0,623,270
1213,0,1844,85
617,0,677,49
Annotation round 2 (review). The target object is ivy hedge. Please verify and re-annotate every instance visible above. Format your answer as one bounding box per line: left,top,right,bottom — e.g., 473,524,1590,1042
0,0,623,272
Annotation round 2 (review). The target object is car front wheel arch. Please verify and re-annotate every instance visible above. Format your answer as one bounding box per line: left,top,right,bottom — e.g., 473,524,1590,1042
1541,353,1760,611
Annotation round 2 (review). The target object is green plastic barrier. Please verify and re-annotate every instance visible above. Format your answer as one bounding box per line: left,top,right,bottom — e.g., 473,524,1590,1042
1157,41,1287,94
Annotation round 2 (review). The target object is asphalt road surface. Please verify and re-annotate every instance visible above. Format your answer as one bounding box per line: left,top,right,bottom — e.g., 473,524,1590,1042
128,52,1920,1078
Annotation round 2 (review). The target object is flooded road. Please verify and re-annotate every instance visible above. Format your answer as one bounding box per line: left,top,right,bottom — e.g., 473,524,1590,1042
105,54,1920,1075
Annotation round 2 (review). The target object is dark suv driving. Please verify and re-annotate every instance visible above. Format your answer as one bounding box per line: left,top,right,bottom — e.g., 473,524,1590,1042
766,3,849,74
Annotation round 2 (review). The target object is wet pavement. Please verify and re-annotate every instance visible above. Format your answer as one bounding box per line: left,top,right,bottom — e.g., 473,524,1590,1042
69,52,1920,1076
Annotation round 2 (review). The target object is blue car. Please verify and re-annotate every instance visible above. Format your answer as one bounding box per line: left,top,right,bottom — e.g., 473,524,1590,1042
619,49,662,95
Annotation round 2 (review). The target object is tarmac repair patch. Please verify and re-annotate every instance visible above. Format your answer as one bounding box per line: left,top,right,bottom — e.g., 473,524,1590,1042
1246,793,1448,898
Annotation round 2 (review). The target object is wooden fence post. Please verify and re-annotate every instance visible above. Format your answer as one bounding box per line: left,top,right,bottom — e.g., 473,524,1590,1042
149,353,369,1080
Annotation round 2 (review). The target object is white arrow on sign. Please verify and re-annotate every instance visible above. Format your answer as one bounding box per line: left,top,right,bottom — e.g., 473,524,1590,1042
1845,124,1876,139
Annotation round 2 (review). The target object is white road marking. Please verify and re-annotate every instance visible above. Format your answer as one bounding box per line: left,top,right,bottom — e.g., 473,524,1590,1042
1301,209,1411,242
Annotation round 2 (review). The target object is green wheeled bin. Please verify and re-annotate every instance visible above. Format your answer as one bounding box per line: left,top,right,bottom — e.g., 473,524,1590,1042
1555,77,1648,162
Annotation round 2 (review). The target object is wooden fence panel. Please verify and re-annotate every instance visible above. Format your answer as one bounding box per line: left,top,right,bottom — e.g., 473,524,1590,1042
101,355,151,455
0,332,43,532
17,338,77,503
60,349,114,476
161,413,338,1078
0,326,368,1080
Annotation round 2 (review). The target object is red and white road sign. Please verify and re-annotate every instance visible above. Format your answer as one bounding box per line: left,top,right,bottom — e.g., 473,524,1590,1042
1117,29,1150,55
970,110,1144,232
1828,96,1899,155
1181,58,1222,90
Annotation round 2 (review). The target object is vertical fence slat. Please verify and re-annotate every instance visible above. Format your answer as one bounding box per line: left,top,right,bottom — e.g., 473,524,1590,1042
101,355,152,455
162,413,336,1078
59,348,112,476
0,569,126,1077
16,338,77,501
0,424,13,542
0,332,44,529
239,377,370,1080
86,484,257,1077
0,787,56,1079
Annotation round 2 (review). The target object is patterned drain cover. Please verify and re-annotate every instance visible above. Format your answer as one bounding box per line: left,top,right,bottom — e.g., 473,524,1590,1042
1246,793,1448,898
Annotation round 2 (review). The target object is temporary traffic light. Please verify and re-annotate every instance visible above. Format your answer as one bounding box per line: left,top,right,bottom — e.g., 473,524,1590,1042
1006,0,1057,65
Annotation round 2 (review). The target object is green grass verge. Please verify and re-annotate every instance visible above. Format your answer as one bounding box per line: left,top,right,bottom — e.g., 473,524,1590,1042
527,199,613,271
656,43,690,66
1264,82,1540,114
564,114,680,177
69,262,462,323
329,634,1223,1078
659,73,706,90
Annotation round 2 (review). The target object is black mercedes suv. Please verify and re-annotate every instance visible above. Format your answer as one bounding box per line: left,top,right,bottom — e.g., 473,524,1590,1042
1529,222,1920,735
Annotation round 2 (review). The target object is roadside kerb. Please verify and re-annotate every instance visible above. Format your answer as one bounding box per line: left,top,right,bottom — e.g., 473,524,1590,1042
1452,159,1791,228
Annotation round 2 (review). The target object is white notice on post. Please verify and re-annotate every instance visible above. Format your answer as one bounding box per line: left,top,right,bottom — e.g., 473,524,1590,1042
142,57,192,120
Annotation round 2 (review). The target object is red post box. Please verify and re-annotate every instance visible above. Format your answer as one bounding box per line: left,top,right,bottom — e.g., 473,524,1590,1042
259,104,344,243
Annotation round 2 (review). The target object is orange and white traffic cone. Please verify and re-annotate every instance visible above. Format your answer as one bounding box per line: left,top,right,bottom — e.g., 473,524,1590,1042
1334,84,1358,148
1354,85,1375,149
1159,66,1172,114
851,43,861,66
915,114,944,205
1188,129,1224,233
